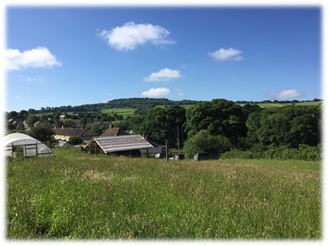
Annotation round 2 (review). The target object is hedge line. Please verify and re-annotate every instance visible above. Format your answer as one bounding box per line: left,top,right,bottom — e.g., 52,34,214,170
220,144,321,161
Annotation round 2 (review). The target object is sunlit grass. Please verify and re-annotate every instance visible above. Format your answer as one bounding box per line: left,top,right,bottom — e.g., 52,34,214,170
7,148,321,239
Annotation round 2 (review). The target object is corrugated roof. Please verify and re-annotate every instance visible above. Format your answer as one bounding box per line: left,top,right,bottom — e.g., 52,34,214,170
88,135,153,154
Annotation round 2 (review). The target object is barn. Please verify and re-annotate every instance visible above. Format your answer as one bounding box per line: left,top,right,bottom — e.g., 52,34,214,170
84,135,154,157
3,133,54,158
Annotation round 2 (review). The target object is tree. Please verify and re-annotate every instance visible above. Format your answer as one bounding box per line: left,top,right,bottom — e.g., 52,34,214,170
91,123,109,135
26,115,39,127
140,105,186,148
9,111,18,118
17,110,29,120
125,114,146,134
27,123,55,144
69,136,83,145
183,129,232,158
184,99,247,146
28,108,36,114
63,119,75,127
290,114,319,147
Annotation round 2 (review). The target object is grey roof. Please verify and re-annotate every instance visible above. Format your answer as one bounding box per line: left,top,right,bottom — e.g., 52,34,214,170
100,127,129,137
53,128,98,137
87,135,153,154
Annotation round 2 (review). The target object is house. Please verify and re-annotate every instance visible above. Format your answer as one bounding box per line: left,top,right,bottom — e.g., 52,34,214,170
59,115,66,121
34,119,51,127
7,118,29,131
100,127,129,137
53,126,98,142
84,135,153,157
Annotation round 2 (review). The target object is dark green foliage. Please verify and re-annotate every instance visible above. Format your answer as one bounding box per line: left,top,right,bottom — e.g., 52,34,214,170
26,115,39,127
91,123,109,135
63,119,75,127
246,105,321,148
183,130,232,158
184,99,247,146
140,105,186,148
27,123,55,144
221,144,321,161
68,136,83,145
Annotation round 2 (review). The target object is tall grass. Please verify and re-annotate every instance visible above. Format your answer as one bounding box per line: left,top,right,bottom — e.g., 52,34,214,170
6,148,321,240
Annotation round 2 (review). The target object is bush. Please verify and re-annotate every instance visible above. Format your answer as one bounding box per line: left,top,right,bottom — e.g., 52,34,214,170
69,136,83,145
183,130,232,158
221,144,321,161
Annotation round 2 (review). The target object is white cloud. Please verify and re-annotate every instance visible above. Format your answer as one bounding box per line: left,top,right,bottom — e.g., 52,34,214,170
266,90,302,99
5,47,62,70
144,68,182,82
209,48,244,61
27,76,46,82
98,22,175,51
176,89,184,97
141,88,170,98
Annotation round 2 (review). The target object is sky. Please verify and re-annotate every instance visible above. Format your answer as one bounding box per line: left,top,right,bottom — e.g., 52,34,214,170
4,3,322,112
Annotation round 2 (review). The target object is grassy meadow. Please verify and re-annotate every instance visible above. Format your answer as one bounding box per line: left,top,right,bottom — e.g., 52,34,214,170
6,148,321,240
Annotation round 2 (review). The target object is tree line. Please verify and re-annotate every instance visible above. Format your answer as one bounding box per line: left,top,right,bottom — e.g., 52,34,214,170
20,97,322,114
29,98,202,114
137,99,321,160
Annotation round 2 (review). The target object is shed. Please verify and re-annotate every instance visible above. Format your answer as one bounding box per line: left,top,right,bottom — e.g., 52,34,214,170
3,133,54,158
84,135,153,157
140,138,163,154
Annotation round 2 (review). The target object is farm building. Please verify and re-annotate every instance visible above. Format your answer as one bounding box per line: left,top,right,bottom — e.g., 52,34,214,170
84,135,153,157
140,138,163,154
53,126,98,142
3,133,54,158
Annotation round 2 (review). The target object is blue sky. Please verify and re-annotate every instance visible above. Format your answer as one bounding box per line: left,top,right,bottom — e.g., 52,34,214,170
5,5,322,112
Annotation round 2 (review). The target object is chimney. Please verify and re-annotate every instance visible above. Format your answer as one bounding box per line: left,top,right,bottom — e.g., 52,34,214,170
62,125,64,129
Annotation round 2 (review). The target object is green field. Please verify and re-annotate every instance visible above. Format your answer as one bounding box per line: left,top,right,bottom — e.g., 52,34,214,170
253,101,322,108
100,108,136,115
7,148,321,240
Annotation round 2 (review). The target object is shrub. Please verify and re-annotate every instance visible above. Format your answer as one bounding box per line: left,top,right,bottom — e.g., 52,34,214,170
183,130,232,158
69,136,83,145
221,144,321,161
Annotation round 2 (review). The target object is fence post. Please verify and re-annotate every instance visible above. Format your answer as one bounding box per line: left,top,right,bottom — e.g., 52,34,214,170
165,141,168,163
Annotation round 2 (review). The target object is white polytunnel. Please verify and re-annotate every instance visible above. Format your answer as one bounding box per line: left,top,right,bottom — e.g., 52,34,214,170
3,133,54,158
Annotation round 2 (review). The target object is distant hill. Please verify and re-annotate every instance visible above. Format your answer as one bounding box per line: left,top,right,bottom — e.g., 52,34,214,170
24,97,322,114
37,98,203,114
